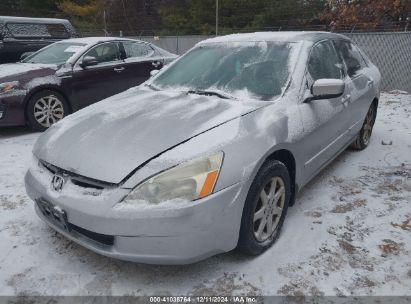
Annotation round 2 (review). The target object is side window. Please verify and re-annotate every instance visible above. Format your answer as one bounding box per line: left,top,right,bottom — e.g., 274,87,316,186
84,42,121,64
307,41,343,83
122,42,154,59
334,40,365,78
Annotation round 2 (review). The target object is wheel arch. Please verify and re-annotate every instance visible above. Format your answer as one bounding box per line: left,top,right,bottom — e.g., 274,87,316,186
371,97,378,124
266,149,297,206
237,147,297,254
372,97,379,108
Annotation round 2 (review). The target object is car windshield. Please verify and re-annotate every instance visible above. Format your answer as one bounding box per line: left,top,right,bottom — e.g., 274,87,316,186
152,41,298,100
23,42,87,65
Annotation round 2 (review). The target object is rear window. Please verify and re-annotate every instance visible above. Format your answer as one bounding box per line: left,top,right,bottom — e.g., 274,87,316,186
6,22,70,39
123,42,155,58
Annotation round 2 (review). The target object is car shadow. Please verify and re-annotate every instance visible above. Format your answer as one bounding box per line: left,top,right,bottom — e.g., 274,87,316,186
0,126,39,139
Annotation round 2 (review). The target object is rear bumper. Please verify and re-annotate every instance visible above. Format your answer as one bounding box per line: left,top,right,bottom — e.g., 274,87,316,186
25,167,247,265
0,91,26,126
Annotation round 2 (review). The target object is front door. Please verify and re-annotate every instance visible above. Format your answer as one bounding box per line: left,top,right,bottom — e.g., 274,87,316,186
68,41,129,109
298,40,350,183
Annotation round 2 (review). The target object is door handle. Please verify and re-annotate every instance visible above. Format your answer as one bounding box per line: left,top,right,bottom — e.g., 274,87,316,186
152,61,161,68
114,67,125,73
367,79,374,87
342,94,351,104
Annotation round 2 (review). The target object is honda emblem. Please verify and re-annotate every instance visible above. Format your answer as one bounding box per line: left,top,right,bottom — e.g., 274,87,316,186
51,174,65,192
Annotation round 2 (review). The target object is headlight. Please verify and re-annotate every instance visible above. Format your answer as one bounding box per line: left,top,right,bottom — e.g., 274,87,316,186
123,152,224,205
0,81,19,94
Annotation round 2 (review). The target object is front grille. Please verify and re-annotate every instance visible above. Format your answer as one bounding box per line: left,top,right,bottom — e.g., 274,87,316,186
69,223,114,246
40,160,116,190
70,177,104,190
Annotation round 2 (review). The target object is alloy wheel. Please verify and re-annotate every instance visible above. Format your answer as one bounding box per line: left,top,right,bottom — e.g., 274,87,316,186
33,95,65,128
253,176,286,242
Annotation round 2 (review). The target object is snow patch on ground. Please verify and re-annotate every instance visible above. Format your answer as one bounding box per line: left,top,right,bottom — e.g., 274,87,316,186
0,92,410,296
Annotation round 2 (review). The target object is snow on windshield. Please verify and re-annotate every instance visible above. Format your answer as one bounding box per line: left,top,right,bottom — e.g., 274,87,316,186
23,42,87,65
153,41,301,101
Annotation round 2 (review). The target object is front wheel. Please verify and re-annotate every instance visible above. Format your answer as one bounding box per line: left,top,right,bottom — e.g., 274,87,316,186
351,102,377,150
26,90,69,131
237,160,291,256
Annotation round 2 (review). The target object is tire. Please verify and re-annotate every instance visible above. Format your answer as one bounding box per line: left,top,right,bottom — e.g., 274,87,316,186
26,90,69,131
237,160,291,256
350,102,377,151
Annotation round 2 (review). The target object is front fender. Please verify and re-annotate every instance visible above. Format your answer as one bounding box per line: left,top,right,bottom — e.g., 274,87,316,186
122,102,303,195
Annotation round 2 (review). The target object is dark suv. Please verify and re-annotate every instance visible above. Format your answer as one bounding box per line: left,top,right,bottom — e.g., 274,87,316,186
0,16,77,64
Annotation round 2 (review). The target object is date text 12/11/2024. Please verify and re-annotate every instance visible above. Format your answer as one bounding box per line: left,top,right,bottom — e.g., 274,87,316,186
149,297,258,303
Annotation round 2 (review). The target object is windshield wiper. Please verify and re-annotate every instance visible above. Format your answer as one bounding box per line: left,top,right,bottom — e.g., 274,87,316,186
187,89,235,100
145,83,161,91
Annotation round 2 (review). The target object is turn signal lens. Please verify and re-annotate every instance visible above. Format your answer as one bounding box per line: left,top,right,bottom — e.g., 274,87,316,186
199,170,219,198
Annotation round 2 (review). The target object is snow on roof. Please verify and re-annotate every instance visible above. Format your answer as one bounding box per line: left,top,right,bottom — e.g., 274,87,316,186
199,31,337,45
57,36,141,46
0,16,70,24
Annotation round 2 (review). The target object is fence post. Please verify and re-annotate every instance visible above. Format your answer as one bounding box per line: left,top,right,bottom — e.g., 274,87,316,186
176,33,179,55
351,25,356,33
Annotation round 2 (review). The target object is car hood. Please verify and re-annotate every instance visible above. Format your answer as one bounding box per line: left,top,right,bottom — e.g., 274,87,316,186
0,63,58,83
34,87,268,184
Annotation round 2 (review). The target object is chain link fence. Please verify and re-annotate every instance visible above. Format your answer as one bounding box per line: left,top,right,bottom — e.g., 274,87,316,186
346,32,411,93
135,32,411,93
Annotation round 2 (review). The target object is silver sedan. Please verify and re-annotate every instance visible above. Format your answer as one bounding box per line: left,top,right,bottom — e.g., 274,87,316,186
25,32,381,264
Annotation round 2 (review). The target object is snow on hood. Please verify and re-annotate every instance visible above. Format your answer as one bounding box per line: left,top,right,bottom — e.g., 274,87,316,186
0,63,57,81
34,87,267,184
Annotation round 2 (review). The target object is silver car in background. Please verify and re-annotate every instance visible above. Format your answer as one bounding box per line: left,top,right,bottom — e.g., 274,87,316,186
25,32,381,264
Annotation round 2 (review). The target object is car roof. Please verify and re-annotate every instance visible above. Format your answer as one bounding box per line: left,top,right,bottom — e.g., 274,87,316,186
199,31,351,45
59,37,145,46
0,16,71,24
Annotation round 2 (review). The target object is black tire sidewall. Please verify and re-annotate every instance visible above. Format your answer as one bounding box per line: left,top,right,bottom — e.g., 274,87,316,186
238,160,291,255
26,90,69,131
352,102,377,150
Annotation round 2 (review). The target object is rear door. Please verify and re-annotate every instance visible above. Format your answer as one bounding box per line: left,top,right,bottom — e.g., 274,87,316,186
298,40,351,182
68,41,128,108
333,39,375,137
120,41,164,87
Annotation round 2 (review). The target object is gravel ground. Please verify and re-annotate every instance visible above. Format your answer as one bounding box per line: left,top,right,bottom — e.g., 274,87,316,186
0,92,410,296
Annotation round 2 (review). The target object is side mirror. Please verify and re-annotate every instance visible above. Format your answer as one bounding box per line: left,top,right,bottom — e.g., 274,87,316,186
305,79,345,103
150,69,159,77
20,52,34,61
80,56,99,68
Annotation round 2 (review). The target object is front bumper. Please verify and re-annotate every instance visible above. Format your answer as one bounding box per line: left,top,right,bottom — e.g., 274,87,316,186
0,90,27,127
25,167,246,265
